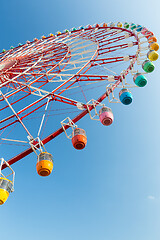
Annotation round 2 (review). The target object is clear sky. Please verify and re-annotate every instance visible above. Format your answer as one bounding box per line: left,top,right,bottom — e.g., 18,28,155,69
0,0,160,240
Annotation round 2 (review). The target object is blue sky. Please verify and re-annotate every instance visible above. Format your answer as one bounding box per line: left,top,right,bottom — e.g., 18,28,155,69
0,0,160,240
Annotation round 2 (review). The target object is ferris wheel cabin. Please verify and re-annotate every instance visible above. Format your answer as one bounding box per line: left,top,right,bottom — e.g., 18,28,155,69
147,50,159,61
99,107,114,126
0,177,13,205
72,128,87,150
119,88,133,105
133,73,147,87
148,36,157,43
36,152,53,177
142,60,155,73
149,42,159,51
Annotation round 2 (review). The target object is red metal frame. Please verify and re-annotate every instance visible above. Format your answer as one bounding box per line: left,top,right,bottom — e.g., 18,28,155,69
1,25,140,169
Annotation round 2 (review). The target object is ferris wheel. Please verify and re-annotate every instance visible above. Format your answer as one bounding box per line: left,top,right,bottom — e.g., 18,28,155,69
0,21,159,205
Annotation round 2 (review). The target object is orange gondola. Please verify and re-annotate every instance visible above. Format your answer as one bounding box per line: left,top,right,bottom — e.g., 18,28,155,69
36,152,53,177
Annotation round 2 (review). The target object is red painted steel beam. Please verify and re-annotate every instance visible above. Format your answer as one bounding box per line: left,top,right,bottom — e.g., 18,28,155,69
91,55,136,65
0,92,85,130
98,42,138,55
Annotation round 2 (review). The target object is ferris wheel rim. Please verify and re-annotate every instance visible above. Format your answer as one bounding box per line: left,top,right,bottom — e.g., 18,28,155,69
1,23,149,169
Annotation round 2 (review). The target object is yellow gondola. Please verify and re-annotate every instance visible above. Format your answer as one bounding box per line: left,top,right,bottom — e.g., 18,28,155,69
0,158,15,205
0,177,13,205
117,22,123,28
147,50,159,61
